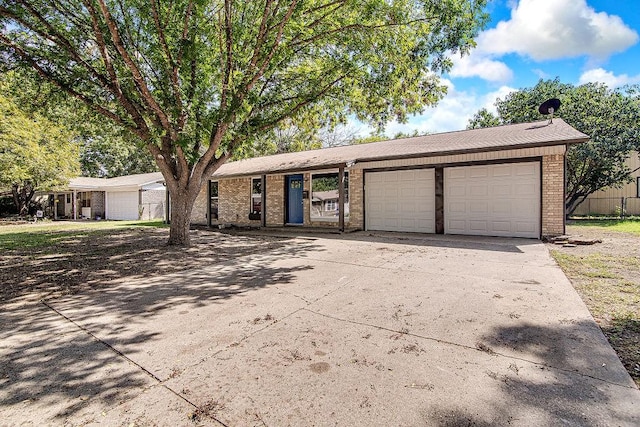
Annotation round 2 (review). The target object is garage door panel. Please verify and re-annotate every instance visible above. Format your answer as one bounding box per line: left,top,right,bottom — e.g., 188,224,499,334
470,185,488,196
491,165,512,177
515,183,536,194
469,201,489,213
493,222,512,232
448,185,466,197
449,202,467,214
492,184,511,197
445,163,540,238
469,167,489,178
366,169,435,233
469,220,489,232
515,222,537,233
516,163,537,176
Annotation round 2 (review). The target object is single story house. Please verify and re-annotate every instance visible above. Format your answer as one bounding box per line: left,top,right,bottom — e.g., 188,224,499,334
191,119,589,239
573,153,640,216
44,172,166,221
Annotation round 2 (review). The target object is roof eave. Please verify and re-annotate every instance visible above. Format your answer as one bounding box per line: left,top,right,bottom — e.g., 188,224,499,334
211,137,589,179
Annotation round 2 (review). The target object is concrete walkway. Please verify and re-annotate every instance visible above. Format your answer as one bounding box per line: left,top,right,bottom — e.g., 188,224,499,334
1,232,638,426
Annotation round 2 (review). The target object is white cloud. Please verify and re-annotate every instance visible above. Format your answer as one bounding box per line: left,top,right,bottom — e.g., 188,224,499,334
479,0,638,61
450,0,638,82
578,68,640,88
449,54,513,83
357,82,517,136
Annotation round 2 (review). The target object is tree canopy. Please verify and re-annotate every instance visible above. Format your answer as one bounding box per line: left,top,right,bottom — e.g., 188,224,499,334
0,93,80,215
1,0,488,245
1,70,157,178
468,79,640,214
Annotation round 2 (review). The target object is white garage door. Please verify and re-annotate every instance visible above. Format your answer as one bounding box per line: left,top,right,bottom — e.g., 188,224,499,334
365,169,435,233
444,162,540,238
106,191,140,220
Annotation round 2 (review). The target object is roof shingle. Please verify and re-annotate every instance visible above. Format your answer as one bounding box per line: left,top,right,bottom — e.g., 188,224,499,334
213,119,588,178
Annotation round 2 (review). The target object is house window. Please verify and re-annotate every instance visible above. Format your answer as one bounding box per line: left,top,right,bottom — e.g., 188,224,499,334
311,171,349,221
209,181,219,221
251,178,262,216
79,192,91,208
637,177,640,198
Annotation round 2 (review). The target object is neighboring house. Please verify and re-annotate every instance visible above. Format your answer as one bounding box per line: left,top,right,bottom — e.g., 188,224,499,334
311,190,348,219
191,119,589,239
573,153,640,216
44,172,165,221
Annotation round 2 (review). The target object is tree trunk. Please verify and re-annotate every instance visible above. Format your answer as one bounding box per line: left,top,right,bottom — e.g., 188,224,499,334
11,183,35,217
566,192,589,216
167,183,200,247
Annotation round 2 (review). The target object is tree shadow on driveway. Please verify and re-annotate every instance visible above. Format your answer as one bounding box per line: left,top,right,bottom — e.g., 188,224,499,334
0,228,323,423
425,321,640,426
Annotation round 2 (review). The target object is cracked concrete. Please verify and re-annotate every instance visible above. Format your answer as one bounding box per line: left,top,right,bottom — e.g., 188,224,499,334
1,231,639,426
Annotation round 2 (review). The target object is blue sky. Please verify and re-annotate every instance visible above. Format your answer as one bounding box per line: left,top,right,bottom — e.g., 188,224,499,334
367,0,640,136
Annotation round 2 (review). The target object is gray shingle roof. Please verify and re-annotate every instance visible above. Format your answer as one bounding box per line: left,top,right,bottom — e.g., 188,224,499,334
213,119,588,178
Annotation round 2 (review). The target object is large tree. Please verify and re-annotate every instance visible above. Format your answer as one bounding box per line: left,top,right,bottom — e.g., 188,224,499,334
0,94,80,215
1,0,488,245
468,79,640,215
1,70,157,178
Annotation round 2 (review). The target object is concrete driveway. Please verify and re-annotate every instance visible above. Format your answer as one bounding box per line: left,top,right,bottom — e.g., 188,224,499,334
2,231,639,426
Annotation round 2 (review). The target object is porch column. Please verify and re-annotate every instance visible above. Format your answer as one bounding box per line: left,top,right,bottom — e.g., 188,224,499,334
73,190,77,220
261,175,267,228
54,193,58,220
338,166,345,232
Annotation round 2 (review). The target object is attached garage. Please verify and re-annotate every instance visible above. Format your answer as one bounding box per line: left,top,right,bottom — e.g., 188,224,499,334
444,162,540,238
365,169,435,233
106,191,140,220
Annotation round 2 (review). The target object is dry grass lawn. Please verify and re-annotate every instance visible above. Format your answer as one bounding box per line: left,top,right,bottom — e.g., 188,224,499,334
550,220,640,386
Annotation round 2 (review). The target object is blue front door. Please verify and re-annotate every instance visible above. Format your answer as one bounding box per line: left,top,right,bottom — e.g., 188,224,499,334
287,174,304,224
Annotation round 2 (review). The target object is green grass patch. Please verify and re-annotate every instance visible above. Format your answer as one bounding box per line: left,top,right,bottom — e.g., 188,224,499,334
568,219,640,234
0,220,167,251
552,252,620,280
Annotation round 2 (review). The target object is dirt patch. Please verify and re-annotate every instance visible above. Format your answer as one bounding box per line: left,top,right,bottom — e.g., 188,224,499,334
0,226,293,304
548,225,640,386
309,362,330,373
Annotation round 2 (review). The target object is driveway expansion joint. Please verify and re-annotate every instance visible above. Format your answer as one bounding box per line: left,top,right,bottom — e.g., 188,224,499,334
40,299,230,427
301,307,639,391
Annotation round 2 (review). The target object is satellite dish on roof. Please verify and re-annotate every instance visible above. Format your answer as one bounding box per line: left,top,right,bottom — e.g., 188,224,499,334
538,98,561,123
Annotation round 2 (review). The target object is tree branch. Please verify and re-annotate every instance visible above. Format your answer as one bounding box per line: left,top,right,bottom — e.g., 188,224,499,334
0,34,150,140
82,0,150,133
95,0,173,135
150,0,183,115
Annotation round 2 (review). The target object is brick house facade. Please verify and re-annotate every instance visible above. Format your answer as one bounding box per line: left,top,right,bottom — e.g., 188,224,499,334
192,120,587,238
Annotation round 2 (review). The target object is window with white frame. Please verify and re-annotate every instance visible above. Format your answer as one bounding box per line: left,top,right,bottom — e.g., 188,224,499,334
310,171,349,221
251,178,262,216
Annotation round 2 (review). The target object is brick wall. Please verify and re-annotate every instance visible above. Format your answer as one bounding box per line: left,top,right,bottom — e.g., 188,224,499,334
266,175,284,226
91,191,105,219
348,169,364,230
542,154,565,236
218,177,261,226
